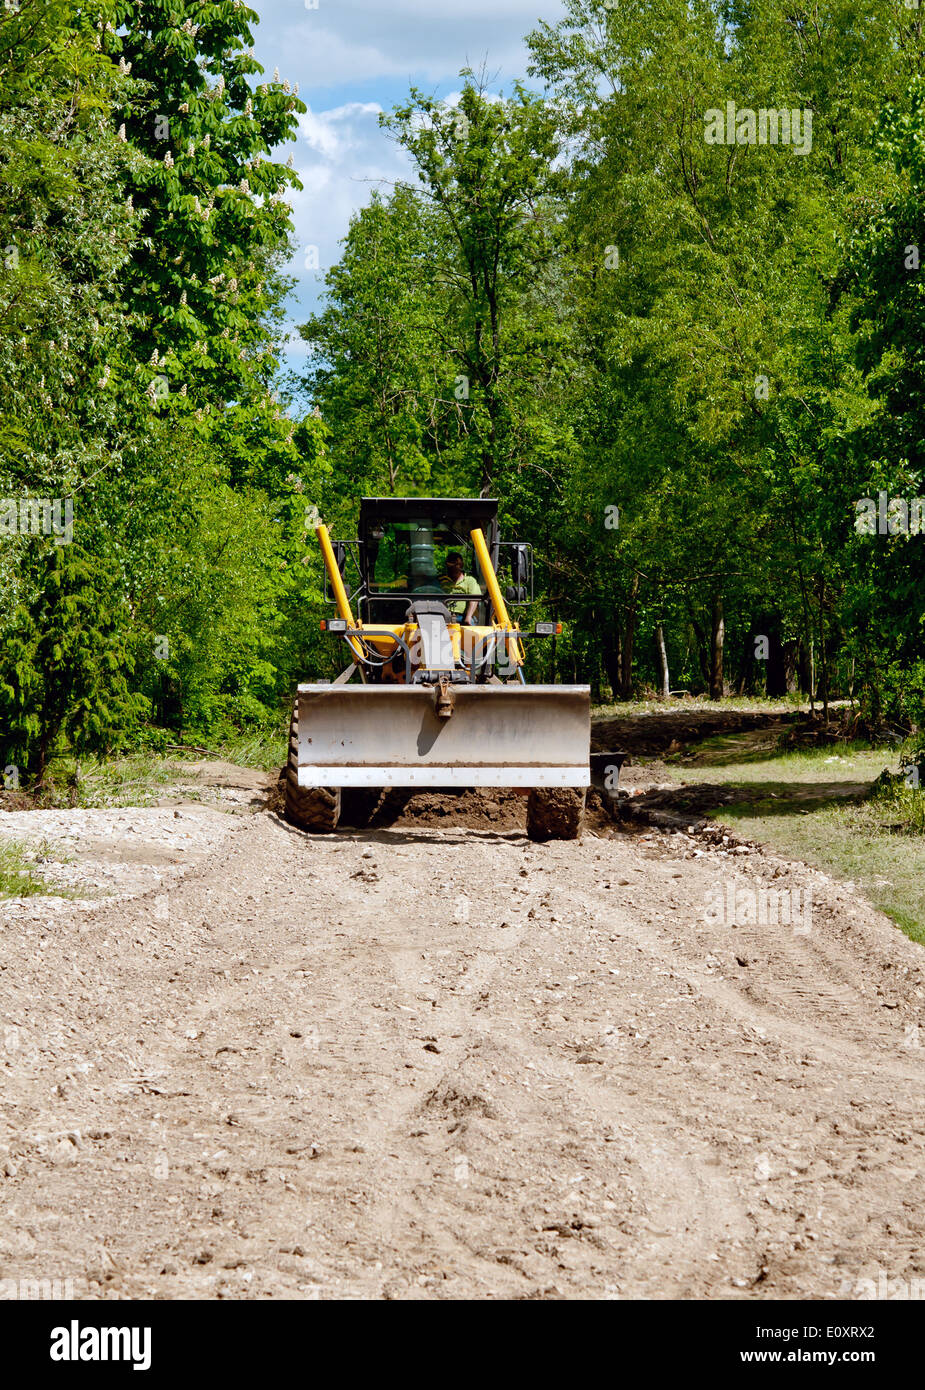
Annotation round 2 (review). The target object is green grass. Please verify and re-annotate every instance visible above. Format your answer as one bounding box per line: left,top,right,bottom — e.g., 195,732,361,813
30,727,287,809
197,728,287,771
0,840,52,898
152,726,287,772
31,755,191,809
665,742,925,944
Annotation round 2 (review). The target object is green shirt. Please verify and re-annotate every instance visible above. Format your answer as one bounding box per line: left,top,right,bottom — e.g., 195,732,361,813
442,572,481,615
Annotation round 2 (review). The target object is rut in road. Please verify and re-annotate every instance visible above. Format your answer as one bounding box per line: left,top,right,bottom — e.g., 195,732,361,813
1,806,924,1299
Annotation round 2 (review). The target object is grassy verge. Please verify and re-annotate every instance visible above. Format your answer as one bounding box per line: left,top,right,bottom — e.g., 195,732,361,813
0,840,52,898
666,743,925,943
28,755,192,809
186,728,287,771
16,727,288,809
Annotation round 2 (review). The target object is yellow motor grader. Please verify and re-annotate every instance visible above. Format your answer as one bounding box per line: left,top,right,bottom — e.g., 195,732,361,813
285,497,592,840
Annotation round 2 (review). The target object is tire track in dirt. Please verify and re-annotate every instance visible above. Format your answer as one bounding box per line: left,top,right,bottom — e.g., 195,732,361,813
2,804,925,1299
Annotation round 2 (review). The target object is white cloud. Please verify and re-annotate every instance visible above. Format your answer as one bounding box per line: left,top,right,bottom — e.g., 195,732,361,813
281,329,315,361
298,100,382,160
286,100,412,327
269,1,566,91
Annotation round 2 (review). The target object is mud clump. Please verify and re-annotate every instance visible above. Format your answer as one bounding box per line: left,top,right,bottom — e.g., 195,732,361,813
526,788,586,841
423,1081,497,1121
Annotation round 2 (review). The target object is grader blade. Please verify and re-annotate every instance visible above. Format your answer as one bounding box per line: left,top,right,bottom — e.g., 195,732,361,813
295,683,590,789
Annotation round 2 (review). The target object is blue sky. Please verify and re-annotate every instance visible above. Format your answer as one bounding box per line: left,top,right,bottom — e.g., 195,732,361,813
244,0,567,369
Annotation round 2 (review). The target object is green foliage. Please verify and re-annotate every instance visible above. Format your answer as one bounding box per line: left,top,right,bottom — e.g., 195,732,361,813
0,540,143,780
304,1,925,719
5,0,925,776
0,0,325,780
305,75,575,511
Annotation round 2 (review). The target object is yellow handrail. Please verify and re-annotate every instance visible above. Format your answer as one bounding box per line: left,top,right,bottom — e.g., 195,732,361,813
470,527,524,668
316,523,365,662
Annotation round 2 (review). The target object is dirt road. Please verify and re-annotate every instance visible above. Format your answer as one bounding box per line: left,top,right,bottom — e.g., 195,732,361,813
2,783,925,1300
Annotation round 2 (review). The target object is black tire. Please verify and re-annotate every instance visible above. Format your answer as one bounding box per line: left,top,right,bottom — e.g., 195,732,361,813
285,700,340,832
339,786,383,828
526,787,586,842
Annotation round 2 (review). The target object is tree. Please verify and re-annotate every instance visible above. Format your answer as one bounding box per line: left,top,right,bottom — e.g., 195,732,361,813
302,188,459,498
382,73,566,496
107,0,305,413
0,542,142,784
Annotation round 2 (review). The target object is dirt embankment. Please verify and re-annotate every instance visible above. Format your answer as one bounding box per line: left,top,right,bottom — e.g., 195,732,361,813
591,707,807,757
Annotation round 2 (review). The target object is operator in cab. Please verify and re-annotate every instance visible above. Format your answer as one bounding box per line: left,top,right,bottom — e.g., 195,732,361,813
441,551,481,625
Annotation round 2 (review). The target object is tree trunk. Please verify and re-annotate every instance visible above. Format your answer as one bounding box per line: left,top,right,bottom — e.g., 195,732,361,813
601,622,621,702
709,593,724,700
655,623,670,698
685,598,711,690
35,739,48,790
810,640,815,704
764,615,788,698
816,578,829,720
620,576,639,699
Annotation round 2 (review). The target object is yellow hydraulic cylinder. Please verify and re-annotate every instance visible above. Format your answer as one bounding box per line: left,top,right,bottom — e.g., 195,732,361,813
316,523,365,662
470,527,524,668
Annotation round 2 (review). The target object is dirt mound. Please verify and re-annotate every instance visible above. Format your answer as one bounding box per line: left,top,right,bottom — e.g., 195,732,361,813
370,786,525,831
271,777,617,835
378,787,618,836
592,708,803,756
